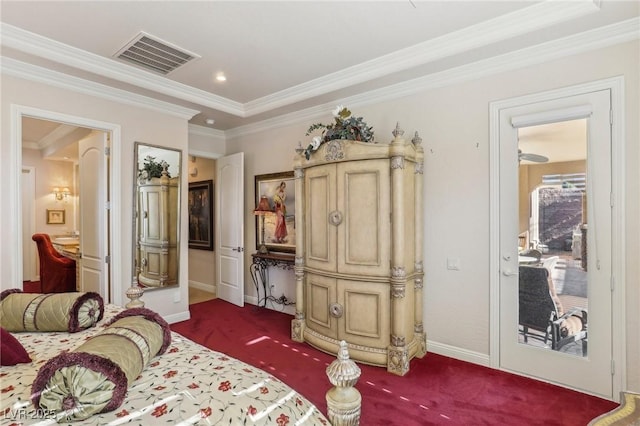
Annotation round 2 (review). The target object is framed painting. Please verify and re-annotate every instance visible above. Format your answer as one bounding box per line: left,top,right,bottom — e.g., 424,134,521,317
46,209,65,225
254,171,295,254
188,180,214,250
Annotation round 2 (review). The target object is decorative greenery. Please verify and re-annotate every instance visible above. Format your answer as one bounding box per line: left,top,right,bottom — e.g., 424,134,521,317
139,155,170,179
301,105,374,160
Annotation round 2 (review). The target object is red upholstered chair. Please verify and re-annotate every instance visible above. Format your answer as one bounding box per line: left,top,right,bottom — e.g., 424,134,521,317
31,234,76,293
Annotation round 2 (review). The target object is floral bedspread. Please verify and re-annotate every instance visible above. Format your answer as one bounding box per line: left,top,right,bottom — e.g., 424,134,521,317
0,305,329,425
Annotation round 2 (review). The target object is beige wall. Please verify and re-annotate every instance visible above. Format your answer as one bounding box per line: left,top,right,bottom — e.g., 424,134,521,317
22,149,78,235
2,39,637,394
227,40,639,392
22,149,77,278
1,74,192,321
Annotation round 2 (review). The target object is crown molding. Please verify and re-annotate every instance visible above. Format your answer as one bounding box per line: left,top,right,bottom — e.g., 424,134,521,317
36,123,79,150
2,11,636,139
228,16,639,140
243,0,601,116
0,57,200,119
187,149,224,160
0,1,600,118
0,22,244,117
188,123,226,140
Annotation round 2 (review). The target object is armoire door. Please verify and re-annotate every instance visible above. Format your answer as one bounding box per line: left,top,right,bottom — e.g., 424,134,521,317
305,272,338,339
336,159,390,277
338,278,390,348
305,164,338,272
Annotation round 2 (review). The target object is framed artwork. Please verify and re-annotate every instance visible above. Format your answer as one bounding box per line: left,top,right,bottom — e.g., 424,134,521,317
188,180,214,250
254,171,295,254
46,209,65,225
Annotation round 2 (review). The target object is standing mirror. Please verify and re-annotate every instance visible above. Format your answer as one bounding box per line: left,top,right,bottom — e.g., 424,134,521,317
133,142,181,289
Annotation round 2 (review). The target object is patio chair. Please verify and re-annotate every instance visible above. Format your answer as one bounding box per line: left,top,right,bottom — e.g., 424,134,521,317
519,249,542,263
518,265,587,355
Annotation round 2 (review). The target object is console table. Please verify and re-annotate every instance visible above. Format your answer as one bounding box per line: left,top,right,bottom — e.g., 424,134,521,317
250,252,295,307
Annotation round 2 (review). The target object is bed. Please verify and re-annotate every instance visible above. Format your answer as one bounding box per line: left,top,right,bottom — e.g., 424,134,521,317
0,295,359,425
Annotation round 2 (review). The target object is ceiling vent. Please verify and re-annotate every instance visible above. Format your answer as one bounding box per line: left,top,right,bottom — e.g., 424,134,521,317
114,31,200,75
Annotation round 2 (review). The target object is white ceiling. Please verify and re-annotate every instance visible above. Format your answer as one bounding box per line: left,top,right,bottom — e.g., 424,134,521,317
2,0,638,133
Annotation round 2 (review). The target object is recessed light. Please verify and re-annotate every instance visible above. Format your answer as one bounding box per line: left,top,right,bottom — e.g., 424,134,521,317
206,118,215,125
215,73,226,82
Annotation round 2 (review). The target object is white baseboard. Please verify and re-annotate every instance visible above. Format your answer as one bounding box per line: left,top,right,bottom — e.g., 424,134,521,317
163,310,191,324
188,280,215,293
427,340,491,367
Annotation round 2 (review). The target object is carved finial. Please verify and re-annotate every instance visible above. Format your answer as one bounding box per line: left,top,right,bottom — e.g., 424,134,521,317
392,122,404,138
125,279,145,308
326,341,362,425
412,131,422,147
295,141,305,155
327,341,361,386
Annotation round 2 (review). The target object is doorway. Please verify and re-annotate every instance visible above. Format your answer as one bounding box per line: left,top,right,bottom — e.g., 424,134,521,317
11,105,122,304
187,153,217,305
489,77,626,400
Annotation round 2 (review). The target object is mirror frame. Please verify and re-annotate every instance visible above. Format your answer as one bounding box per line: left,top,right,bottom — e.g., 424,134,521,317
133,142,182,290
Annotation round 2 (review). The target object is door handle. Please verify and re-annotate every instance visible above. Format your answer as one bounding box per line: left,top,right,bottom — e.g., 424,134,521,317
232,247,244,252
502,269,518,277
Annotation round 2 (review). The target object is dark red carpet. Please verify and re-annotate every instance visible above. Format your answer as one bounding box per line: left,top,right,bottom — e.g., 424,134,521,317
171,299,616,425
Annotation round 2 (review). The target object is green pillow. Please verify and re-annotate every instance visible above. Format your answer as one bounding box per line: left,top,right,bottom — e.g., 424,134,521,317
32,308,171,422
0,289,103,332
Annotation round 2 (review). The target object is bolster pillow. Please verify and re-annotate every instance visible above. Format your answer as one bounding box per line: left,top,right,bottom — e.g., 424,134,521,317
31,308,171,421
0,289,104,333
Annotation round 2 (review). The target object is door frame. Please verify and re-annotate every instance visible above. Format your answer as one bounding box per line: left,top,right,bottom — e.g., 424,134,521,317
488,76,626,399
187,149,222,297
21,166,37,281
9,104,122,303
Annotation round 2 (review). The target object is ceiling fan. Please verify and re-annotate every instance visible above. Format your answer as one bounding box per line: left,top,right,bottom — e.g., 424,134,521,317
518,149,549,163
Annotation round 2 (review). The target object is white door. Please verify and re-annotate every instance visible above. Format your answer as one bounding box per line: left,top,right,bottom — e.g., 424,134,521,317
78,131,109,300
498,90,613,398
21,167,37,282
215,152,245,306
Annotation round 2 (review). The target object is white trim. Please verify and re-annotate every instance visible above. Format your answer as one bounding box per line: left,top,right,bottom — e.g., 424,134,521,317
511,105,593,129
609,77,627,400
427,340,491,368
10,105,124,305
188,124,226,140
9,106,21,288
188,149,223,160
243,0,602,116
2,17,637,140
188,279,216,294
21,166,37,282
488,103,502,370
162,310,191,325
0,23,241,116
1,57,199,120
0,2,601,118
489,76,626,400
229,17,639,139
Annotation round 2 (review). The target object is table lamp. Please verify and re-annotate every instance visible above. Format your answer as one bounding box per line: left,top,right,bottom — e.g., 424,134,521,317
254,195,273,254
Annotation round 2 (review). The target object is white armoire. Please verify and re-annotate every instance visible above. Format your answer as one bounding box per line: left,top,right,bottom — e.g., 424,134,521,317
136,171,179,288
291,125,426,375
